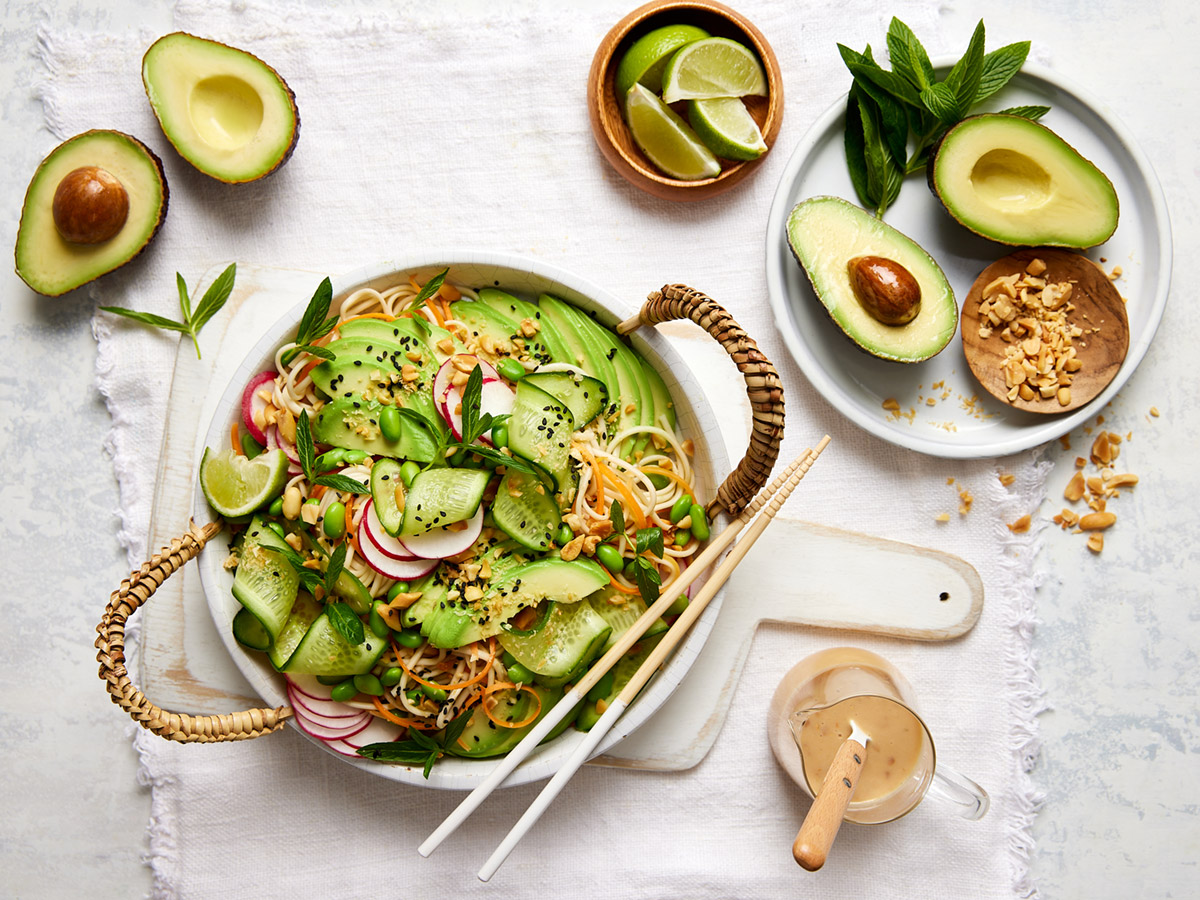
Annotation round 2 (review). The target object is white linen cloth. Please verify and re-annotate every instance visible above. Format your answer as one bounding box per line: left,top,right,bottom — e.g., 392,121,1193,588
39,0,1048,896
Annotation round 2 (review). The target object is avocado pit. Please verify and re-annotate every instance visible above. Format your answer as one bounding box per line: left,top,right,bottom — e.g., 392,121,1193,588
52,166,130,244
847,255,921,325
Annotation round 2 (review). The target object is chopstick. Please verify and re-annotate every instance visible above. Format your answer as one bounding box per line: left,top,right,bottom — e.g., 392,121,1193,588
417,438,830,861
476,435,830,881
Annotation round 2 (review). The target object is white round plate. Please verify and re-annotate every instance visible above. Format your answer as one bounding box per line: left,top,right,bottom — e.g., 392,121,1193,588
194,251,730,789
764,61,1171,458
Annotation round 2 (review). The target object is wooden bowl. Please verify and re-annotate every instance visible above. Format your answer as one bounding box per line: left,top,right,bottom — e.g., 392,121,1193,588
588,0,783,202
961,248,1130,414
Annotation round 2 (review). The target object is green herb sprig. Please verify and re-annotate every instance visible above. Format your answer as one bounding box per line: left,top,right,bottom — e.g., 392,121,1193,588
357,707,473,777
282,277,338,365
295,411,371,495
101,263,236,359
841,18,1047,215
400,268,449,316
631,526,665,606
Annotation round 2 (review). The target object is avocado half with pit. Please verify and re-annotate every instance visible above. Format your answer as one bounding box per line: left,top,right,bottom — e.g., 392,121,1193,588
143,32,299,183
14,130,168,297
928,114,1118,248
786,196,957,363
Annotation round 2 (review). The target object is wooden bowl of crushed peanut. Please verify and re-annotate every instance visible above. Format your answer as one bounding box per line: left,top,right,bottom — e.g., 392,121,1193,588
960,248,1130,414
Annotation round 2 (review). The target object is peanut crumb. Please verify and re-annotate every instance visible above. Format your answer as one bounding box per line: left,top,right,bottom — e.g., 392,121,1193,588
935,513,951,523
1150,406,1160,417
1007,514,1032,533
998,473,1016,487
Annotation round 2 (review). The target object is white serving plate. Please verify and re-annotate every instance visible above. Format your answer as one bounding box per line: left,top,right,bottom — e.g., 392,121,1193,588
764,61,1171,458
193,251,729,789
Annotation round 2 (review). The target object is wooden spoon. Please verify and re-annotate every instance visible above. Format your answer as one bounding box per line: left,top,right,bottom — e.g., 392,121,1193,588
960,248,1129,414
792,719,869,871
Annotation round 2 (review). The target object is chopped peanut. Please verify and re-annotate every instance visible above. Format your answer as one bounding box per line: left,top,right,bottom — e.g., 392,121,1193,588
1008,514,1032,533
1086,533,1104,553
998,473,1016,487
1064,471,1086,502
1079,511,1117,531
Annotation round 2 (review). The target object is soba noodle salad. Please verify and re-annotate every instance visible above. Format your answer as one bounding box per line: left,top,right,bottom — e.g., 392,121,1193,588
200,270,710,769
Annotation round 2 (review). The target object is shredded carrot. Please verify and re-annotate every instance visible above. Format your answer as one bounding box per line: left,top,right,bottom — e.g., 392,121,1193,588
344,496,356,537
607,570,641,595
482,682,541,729
312,484,327,500
348,528,362,558
601,466,648,529
578,446,605,509
370,696,438,730
641,465,695,500
437,282,461,304
393,637,497,691
298,358,320,383
231,423,243,455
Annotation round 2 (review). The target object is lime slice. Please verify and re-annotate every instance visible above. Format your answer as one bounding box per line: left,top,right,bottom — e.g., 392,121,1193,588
615,23,709,98
661,37,768,103
689,97,767,161
624,83,720,181
199,446,288,517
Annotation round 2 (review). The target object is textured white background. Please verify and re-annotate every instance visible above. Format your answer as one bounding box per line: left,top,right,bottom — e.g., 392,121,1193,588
1,0,1197,898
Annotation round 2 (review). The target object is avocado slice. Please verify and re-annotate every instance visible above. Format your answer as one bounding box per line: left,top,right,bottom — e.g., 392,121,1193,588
14,130,168,297
537,295,621,422
337,317,464,362
786,196,957,364
142,32,299,183
311,395,439,461
476,289,574,363
929,114,1118,249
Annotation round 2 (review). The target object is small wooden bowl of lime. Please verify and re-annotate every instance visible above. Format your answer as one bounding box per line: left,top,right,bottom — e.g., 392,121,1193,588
588,0,783,201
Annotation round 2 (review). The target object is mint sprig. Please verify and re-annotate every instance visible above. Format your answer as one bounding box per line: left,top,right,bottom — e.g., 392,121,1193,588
326,601,365,646
101,263,236,359
282,277,338,366
294,411,370,495
357,707,473,777
839,18,1042,215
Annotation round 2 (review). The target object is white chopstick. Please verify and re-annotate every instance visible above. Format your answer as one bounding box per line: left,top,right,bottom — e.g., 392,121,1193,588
417,440,827,860
476,436,831,880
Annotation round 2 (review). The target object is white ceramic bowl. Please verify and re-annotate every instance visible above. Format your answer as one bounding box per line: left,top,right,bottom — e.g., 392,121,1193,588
194,251,730,789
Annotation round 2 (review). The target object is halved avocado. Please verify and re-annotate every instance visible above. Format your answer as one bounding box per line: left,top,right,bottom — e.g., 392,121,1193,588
929,114,1118,248
142,32,299,183
786,196,957,363
14,130,168,297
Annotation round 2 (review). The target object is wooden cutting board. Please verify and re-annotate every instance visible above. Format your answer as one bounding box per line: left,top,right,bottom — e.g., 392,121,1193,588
138,264,983,770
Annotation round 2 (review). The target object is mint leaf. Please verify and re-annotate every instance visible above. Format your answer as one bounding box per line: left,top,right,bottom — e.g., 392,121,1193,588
844,85,872,208
848,69,909,168
846,58,923,109
295,411,316,481
920,82,961,124
996,104,1049,121
276,544,324,593
324,542,347,595
440,707,474,754
609,500,625,536
859,94,902,215
295,344,335,361
636,526,664,558
296,277,334,346
943,20,987,118
176,272,192,322
886,17,934,90
633,557,662,606
99,307,189,333
190,262,237,332
976,41,1030,103
326,602,365,646
460,364,483,445
403,268,449,314
314,473,371,495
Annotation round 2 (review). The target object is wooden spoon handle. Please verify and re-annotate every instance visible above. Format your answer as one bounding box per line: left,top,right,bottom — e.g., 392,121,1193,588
792,738,868,871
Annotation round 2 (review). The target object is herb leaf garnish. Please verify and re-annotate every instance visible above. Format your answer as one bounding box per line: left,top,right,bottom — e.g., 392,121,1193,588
282,277,338,365
401,268,449,315
294,411,370,495
326,601,365,646
632,557,662,606
101,262,236,359
840,18,1039,214
357,707,474,777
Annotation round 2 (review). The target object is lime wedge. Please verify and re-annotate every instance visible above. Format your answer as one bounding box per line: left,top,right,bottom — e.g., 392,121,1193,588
689,97,767,161
661,37,768,103
199,446,288,517
624,83,720,181
615,23,709,98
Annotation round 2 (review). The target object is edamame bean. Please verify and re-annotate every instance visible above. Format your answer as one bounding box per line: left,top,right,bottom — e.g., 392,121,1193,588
316,674,344,686
497,357,526,382
369,601,391,639
491,423,509,448
688,504,709,541
394,629,424,649
400,461,421,487
596,543,624,573
670,494,693,523
323,501,346,538
586,668,616,703
667,595,689,616
380,667,403,687
354,673,384,696
267,495,285,517
506,661,534,684
330,679,358,702
555,523,574,547
241,432,263,459
314,448,346,472
648,473,670,491
422,684,448,702
342,449,368,464
405,688,424,703
387,581,411,602
450,448,468,467
501,651,518,668
674,528,691,547
379,406,402,442
266,521,286,539
575,701,602,732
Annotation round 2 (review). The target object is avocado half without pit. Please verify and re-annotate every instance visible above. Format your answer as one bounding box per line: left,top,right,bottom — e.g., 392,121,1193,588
142,32,299,183
14,130,168,297
786,196,957,363
928,114,1119,249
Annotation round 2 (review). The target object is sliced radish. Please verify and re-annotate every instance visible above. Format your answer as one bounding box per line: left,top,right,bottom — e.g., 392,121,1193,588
398,506,484,560
289,696,372,740
266,424,301,466
362,500,420,561
480,378,516,419
325,718,405,757
241,371,276,445
288,686,369,724
358,528,440,580
286,673,338,701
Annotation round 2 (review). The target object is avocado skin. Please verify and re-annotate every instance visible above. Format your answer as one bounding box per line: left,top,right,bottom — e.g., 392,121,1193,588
14,130,169,297
927,114,1118,248
142,32,300,184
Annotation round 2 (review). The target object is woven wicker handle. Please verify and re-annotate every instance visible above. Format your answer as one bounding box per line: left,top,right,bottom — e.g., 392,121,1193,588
618,284,784,518
96,520,291,742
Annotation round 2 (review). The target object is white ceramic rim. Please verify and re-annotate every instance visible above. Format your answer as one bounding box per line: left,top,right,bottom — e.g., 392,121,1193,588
763,60,1172,459
193,250,732,789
